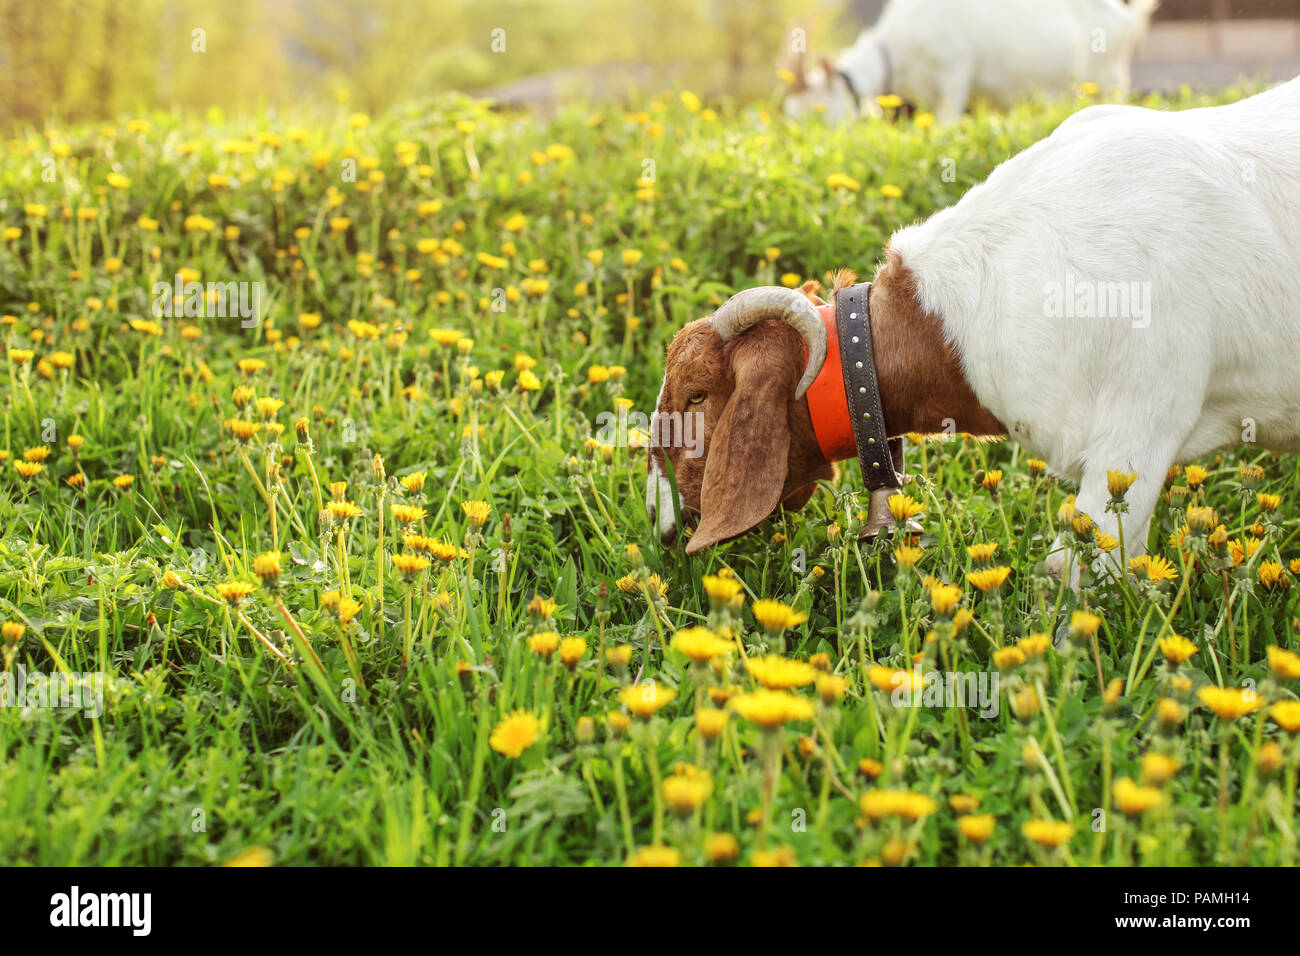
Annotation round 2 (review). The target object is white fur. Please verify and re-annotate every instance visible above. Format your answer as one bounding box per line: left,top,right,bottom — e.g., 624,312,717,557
888,78,1300,573
785,0,1157,123
646,378,683,540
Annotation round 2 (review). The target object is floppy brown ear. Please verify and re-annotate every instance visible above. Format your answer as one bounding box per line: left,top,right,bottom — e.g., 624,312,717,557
686,334,794,554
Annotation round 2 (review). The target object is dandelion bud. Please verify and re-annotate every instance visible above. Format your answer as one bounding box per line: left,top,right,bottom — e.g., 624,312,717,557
253,551,282,587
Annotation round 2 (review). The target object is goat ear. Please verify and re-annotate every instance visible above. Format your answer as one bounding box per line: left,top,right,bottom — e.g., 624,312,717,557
686,336,793,554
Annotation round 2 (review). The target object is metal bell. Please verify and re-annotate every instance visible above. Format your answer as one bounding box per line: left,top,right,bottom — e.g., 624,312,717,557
859,486,923,539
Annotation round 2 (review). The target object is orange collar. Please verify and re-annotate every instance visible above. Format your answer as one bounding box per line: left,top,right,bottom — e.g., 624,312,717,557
804,302,857,463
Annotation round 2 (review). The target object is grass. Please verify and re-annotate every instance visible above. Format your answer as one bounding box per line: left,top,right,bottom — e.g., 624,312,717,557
1,83,1298,866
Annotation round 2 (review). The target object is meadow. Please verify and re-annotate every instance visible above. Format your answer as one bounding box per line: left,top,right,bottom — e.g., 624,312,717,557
2,83,1299,866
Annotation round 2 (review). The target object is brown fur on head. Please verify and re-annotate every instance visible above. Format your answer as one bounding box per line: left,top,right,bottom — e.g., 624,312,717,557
647,253,1005,554
647,315,834,554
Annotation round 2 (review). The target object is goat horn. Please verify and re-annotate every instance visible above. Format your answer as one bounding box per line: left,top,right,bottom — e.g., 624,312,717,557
709,286,827,399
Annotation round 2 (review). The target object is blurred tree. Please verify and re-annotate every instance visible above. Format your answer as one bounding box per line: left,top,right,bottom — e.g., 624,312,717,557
0,0,826,126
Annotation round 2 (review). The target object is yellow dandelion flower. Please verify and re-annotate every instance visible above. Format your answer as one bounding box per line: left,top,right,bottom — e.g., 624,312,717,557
958,814,996,843
558,636,587,670
728,688,816,728
217,580,257,606
461,500,490,526
672,627,736,661
1113,777,1165,816
620,681,677,719
750,599,807,631
887,493,923,523
967,565,1011,593
745,655,817,690
1265,645,1300,679
489,710,541,758
1022,819,1074,848
528,631,559,657
1197,686,1260,720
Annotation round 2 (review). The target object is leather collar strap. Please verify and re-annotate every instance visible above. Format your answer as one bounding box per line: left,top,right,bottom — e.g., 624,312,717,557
835,282,904,491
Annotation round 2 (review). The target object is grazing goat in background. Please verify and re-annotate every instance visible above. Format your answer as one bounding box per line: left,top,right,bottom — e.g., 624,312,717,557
649,78,1300,581
783,0,1159,123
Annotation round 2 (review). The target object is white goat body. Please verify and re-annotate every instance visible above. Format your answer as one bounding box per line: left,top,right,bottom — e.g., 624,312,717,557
889,78,1300,568
788,0,1157,122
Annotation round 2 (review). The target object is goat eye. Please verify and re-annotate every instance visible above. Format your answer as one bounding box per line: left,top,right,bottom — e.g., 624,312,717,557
687,392,706,406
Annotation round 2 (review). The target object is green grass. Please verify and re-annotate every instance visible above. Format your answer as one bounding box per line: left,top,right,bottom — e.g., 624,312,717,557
2,84,1298,866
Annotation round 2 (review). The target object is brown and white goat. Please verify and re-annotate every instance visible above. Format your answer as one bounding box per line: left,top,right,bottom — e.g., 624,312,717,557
650,79,1300,571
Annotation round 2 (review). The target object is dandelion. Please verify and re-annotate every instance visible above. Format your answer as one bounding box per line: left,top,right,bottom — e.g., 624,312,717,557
528,631,559,657
217,580,257,606
966,542,998,563
993,646,1026,671
1022,819,1074,848
1266,645,1300,679
2,621,26,643
558,637,587,670
1269,701,1300,732
489,710,541,758
750,599,807,632
1069,610,1102,639
1258,560,1288,591
894,545,924,569
967,566,1011,593
696,708,729,740
729,688,816,728
662,764,712,814
1197,686,1260,720
1184,464,1208,489
958,814,996,843
461,500,490,526
253,551,282,585
704,833,739,863
1019,634,1052,658
745,655,817,690
929,584,963,617
620,681,677,719
390,553,430,578
867,665,919,696
327,500,363,522
1156,697,1185,726
1107,470,1138,499
1113,777,1165,816
389,503,427,526
626,846,678,867
859,789,939,821
671,627,735,661
1130,554,1178,584
702,572,743,607
887,493,923,523
1141,752,1181,785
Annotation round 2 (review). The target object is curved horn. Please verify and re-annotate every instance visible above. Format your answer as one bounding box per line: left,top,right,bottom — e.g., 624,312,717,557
709,286,827,399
